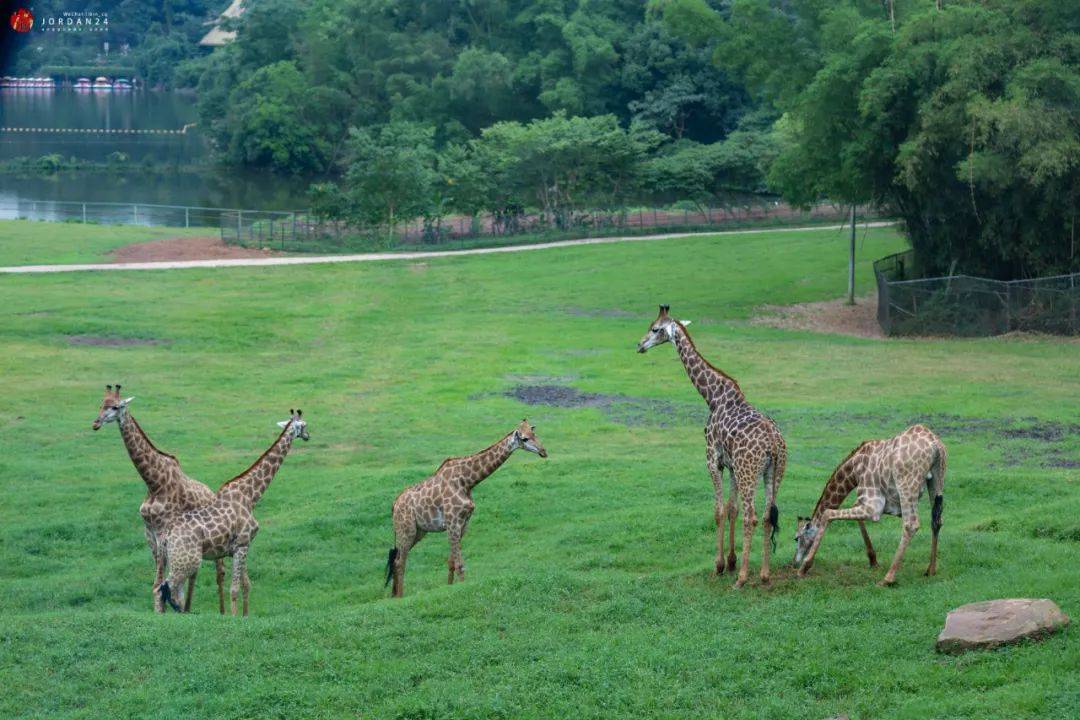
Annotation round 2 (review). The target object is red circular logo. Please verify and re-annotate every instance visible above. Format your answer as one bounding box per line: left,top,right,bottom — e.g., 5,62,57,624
9,7,34,32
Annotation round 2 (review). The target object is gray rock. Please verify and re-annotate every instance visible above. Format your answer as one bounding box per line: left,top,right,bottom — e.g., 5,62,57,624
936,598,1070,653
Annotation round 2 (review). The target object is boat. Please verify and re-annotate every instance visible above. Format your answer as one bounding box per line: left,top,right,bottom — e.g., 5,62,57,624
113,78,133,90
0,76,14,88
74,77,92,90
92,76,112,90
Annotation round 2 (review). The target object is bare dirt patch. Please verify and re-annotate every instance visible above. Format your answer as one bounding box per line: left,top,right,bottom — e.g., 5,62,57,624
66,335,167,347
505,384,705,428
108,236,285,263
752,294,884,339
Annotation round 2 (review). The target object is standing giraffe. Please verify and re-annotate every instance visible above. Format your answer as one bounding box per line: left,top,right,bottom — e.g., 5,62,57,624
159,410,310,615
92,384,226,613
637,305,787,588
386,419,547,598
794,424,946,586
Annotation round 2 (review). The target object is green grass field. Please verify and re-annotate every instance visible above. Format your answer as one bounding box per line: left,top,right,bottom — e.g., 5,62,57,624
0,220,212,266
0,222,1076,719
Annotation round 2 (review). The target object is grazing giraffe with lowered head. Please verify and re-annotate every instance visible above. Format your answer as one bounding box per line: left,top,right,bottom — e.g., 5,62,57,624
386,419,548,598
92,384,226,613
159,410,310,615
637,305,787,588
794,424,946,586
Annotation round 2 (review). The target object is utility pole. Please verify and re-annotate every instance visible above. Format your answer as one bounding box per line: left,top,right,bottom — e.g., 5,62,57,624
848,205,857,305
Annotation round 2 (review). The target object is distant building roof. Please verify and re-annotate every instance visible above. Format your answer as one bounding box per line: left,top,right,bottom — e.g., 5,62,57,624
199,0,245,47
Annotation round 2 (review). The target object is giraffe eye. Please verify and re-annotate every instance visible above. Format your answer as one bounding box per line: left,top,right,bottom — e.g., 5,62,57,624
652,327,661,333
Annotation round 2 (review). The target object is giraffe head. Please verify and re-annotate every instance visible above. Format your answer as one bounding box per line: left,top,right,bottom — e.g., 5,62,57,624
276,409,310,442
512,418,547,458
636,304,691,353
92,384,135,430
793,516,822,566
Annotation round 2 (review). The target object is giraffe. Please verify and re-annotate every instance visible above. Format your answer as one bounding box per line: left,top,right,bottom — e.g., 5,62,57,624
92,384,226,613
386,419,547,598
792,454,880,571
158,410,310,616
637,305,787,588
794,424,946,586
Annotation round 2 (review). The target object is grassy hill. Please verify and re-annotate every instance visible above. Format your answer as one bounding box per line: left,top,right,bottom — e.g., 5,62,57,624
0,223,1075,719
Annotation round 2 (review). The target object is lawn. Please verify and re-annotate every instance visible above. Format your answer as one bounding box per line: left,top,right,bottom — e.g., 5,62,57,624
0,223,1075,719
0,219,213,266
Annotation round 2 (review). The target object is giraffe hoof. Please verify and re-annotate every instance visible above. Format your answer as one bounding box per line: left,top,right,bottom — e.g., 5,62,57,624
877,578,896,588
759,575,770,585
733,578,747,589
726,557,737,572
715,562,725,576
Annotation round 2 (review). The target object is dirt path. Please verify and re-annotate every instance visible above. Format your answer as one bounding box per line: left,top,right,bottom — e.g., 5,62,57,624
0,221,896,274
108,236,284,263
751,293,884,339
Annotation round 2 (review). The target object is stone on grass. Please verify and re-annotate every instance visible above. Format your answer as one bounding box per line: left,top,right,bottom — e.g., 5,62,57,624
936,599,1069,653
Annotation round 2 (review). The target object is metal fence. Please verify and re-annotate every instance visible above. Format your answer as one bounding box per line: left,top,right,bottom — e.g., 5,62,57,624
233,201,858,253
875,250,1080,336
1,198,301,238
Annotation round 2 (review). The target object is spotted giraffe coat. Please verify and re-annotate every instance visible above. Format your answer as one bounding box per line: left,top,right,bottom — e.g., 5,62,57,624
796,424,946,585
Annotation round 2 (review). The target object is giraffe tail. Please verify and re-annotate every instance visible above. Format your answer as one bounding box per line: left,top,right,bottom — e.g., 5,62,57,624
768,503,779,553
159,581,182,613
385,547,399,588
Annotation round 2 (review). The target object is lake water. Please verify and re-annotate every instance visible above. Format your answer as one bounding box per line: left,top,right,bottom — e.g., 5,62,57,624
0,88,315,211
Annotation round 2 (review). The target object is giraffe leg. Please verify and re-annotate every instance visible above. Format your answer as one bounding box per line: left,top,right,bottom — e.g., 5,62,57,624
726,474,738,572
183,568,197,612
734,492,757,589
858,521,878,567
880,499,919,586
151,547,165,614
230,547,248,616
241,568,251,617
392,547,409,598
216,559,226,614
447,519,466,584
760,463,780,584
707,447,725,574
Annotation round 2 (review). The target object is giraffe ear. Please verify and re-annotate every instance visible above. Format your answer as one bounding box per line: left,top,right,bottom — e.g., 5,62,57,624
680,319,692,326
121,397,135,405
277,420,290,428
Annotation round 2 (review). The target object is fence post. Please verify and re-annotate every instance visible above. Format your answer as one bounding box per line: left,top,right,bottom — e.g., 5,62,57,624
847,205,856,305
237,210,243,244
185,207,190,228
133,205,138,224
82,203,87,224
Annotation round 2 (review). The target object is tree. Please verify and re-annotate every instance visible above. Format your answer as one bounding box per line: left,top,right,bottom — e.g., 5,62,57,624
662,0,1080,279
224,61,329,174
340,122,440,241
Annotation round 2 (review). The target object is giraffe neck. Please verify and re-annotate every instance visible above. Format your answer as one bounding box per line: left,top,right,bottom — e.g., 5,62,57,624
810,452,864,524
118,414,173,494
670,324,743,408
219,426,296,508
461,433,516,491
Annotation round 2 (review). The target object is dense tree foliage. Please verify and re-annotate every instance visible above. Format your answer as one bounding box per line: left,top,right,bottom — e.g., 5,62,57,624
194,0,752,175
661,0,1079,279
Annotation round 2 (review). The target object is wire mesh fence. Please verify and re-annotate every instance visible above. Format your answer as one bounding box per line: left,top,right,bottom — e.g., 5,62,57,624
228,201,858,253
875,250,1080,336
0,198,297,232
